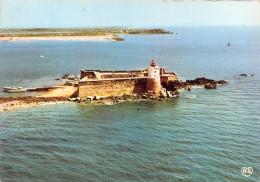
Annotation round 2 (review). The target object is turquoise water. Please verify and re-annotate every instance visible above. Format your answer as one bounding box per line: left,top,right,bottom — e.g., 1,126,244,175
0,26,260,181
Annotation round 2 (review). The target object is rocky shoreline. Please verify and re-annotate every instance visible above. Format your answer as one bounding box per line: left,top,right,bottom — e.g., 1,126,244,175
0,97,68,112
70,77,228,103
0,96,68,104
0,77,229,112
164,77,228,91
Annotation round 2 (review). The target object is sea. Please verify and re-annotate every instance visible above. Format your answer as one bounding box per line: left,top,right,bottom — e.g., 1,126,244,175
0,26,259,181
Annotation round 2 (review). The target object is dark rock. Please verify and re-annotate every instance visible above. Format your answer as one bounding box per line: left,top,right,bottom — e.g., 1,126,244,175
186,77,216,85
159,95,166,98
172,91,179,95
205,83,217,89
61,74,70,79
160,89,167,98
164,77,228,92
142,94,148,99
239,74,247,77
70,98,77,102
163,80,185,91
217,80,229,85
166,91,173,98
94,96,100,100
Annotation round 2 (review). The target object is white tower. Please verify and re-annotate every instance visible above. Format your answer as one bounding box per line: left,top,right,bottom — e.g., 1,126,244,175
146,60,161,95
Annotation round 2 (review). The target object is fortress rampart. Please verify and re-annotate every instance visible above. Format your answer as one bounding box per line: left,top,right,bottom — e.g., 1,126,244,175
78,78,146,97
78,60,178,98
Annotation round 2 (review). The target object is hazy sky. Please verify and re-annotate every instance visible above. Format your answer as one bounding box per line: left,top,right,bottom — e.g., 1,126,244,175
0,0,260,28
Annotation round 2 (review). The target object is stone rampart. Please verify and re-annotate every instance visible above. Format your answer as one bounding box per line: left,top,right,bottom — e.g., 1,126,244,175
78,78,146,97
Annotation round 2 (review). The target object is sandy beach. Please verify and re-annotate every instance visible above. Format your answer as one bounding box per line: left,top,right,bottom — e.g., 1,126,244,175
0,100,69,113
0,35,114,41
0,86,78,113
41,86,78,97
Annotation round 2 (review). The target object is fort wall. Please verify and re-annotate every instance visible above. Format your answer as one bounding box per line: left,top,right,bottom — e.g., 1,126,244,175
78,78,147,97
161,75,178,84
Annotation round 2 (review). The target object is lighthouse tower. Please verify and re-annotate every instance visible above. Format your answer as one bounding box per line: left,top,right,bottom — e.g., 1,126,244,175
146,60,161,95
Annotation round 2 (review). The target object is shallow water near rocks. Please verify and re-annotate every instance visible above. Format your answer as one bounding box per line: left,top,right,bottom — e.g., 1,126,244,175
0,26,260,181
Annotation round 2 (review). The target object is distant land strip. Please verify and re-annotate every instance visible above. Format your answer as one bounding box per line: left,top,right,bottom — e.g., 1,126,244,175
0,27,172,42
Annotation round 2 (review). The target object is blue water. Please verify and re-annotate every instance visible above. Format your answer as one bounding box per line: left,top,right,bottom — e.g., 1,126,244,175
0,26,260,181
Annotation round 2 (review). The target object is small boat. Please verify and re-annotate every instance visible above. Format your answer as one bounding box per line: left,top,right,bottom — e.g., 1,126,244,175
3,86,14,90
6,89,27,93
3,86,27,93
227,42,231,46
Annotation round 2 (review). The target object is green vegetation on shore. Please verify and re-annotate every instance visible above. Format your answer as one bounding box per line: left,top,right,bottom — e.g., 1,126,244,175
0,27,172,39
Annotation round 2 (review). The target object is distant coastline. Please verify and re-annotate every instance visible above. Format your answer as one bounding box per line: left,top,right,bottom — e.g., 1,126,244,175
0,35,114,41
0,27,172,42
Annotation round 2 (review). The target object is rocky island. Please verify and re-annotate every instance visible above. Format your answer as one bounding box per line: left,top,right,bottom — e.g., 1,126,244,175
0,60,229,112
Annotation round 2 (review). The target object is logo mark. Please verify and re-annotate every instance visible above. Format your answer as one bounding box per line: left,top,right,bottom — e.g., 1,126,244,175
241,167,253,177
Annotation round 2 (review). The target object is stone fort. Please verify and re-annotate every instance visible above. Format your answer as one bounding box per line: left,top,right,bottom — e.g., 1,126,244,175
78,60,178,97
